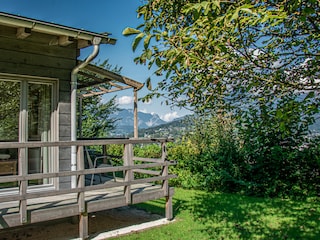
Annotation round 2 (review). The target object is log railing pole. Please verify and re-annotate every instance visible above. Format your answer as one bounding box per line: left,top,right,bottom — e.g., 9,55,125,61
123,143,133,204
77,145,88,240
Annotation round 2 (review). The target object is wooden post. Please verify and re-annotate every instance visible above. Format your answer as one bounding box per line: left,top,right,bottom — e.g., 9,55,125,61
78,95,83,138
123,143,133,204
133,88,138,138
19,147,28,224
161,143,169,196
19,81,28,224
166,194,173,220
161,142,173,220
77,146,88,239
79,213,88,240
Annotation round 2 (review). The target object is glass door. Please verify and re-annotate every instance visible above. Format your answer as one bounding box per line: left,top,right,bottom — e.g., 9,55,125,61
0,77,56,189
27,83,53,185
0,80,20,188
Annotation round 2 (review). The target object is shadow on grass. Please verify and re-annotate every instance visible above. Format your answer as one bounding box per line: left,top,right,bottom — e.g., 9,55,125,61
133,197,187,218
189,191,320,239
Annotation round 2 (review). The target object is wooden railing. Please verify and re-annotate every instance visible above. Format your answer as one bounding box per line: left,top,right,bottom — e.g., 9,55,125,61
0,138,176,239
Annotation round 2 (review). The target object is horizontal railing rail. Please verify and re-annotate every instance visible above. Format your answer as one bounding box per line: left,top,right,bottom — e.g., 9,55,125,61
0,161,176,184
0,138,174,149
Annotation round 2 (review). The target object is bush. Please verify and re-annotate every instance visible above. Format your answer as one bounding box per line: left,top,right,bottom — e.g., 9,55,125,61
166,113,320,199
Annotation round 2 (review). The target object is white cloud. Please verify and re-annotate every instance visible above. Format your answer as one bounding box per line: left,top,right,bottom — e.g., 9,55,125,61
140,108,149,113
161,112,179,122
117,96,133,105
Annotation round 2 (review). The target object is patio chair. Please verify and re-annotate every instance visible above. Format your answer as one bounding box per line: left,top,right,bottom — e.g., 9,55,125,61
85,148,116,185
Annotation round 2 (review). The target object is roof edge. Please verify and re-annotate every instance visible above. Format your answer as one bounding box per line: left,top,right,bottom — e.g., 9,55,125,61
0,12,116,45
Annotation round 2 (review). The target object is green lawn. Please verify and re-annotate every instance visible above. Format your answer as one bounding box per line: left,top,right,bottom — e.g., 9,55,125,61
113,188,320,240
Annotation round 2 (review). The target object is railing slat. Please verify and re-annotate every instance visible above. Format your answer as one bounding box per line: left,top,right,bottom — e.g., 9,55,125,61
133,169,161,175
0,161,176,184
0,138,174,149
133,157,162,163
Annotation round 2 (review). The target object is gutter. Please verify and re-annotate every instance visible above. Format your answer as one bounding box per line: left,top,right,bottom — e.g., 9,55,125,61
70,36,102,188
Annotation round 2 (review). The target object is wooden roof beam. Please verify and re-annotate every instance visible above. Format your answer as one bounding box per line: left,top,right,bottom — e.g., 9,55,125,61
77,39,91,49
81,62,144,90
16,27,31,39
81,85,132,98
59,35,74,46
108,81,125,89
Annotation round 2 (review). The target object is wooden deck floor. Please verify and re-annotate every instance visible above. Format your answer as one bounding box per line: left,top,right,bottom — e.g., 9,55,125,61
0,180,173,230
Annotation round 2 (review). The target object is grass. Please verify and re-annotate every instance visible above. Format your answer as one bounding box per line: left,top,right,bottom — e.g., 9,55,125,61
112,188,320,240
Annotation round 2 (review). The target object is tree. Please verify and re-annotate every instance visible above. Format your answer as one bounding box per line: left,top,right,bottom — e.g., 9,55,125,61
78,60,120,138
123,0,320,198
123,0,319,116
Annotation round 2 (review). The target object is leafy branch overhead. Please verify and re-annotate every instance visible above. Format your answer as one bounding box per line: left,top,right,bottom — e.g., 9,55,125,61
123,0,319,114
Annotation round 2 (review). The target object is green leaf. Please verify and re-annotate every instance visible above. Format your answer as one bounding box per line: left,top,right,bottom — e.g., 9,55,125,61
239,4,254,14
144,34,152,49
279,121,286,132
155,57,161,67
304,91,315,100
303,7,315,15
122,27,141,36
146,77,152,90
201,1,210,15
132,32,145,52
276,109,283,118
240,8,253,15
230,8,240,21
146,49,152,60
212,1,220,10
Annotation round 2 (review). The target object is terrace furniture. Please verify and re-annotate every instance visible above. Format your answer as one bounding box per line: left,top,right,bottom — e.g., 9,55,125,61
85,148,116,185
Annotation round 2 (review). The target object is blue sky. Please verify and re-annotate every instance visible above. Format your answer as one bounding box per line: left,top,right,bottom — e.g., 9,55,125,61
1,0,191,121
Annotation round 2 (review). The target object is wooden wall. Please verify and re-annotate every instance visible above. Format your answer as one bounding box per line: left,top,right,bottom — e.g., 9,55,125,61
0,25,78,189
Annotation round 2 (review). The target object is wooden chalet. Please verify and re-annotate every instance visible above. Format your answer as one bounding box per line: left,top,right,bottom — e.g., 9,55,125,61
0,12,175,239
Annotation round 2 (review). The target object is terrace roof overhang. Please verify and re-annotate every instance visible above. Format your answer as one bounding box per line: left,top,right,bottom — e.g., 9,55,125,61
77,61,144,98
77,61,144,140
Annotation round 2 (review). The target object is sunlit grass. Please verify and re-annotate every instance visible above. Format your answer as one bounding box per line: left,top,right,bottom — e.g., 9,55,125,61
112,188,320,240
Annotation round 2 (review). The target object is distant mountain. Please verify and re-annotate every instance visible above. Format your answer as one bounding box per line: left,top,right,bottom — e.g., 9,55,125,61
111,109,319,139
138,115,194,138
111,109,167,136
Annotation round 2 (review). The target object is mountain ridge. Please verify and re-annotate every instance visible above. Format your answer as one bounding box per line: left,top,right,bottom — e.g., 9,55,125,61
111,108,167,136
